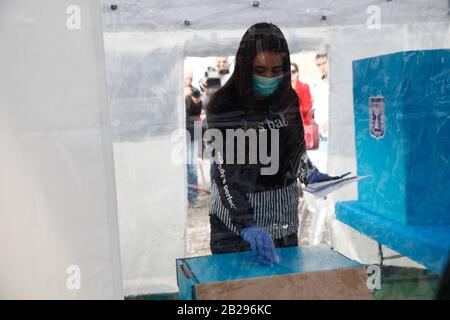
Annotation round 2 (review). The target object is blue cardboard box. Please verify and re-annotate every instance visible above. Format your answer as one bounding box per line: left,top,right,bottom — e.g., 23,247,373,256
176,245,372,300
352,49,450,225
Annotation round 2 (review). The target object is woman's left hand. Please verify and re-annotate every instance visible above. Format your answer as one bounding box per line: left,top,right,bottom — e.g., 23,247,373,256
306,168,339,185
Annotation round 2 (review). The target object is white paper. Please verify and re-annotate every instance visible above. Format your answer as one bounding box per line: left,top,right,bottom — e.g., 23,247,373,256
303,176,369,199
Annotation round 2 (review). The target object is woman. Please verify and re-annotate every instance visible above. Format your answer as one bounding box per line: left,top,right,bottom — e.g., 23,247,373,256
206,22,335,265
291,62,314,126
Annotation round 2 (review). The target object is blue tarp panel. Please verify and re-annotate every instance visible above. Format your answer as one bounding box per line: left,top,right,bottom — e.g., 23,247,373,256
352,49,450,225
336,50,450,274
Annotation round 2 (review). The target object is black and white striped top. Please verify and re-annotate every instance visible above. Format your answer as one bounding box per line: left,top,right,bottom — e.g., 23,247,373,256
206,90,316,239
210,180,301,239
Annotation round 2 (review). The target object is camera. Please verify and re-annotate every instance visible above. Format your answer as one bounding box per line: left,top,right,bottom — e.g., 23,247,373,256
205,67,221,89
191,87,201,98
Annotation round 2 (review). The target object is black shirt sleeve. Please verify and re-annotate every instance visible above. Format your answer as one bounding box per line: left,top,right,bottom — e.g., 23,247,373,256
298,151,316,185
283,92,317,185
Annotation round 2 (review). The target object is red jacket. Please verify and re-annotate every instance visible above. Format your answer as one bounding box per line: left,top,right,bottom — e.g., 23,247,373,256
293,80,313,126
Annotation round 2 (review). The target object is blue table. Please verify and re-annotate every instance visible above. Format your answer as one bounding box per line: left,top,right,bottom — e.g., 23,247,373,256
336,202,450,274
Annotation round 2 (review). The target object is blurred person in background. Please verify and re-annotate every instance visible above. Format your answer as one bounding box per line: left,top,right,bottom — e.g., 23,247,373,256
291,62,313,126
312,53,329,141
184,70,203,207
199,56,232,107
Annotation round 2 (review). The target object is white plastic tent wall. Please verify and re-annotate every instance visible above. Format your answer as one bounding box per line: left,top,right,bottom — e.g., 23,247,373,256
102,0,449,296
102,28,328,296
0,1,123,299
1,0,449,299
102,4,329,296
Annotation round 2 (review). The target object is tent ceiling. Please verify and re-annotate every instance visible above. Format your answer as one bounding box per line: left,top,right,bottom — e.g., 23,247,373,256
101,0,449,32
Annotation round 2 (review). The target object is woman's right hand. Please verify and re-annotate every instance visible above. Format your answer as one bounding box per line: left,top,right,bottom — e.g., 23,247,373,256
240,226,280,265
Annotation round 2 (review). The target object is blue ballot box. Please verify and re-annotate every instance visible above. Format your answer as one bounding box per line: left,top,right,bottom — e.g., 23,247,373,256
176,245,372,300
350,49,450,225
335,49,450,274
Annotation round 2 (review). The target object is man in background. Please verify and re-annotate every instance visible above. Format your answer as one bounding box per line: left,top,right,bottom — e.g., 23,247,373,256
312,53,329,141
216,56,232,84
303,54,330,245
199,56,232,107
184,70,202,207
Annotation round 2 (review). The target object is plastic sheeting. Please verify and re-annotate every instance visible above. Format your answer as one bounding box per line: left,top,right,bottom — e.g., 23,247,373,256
101,0,449,32
102,11,328,296
102,0,450,297
352,49,450,225
0,0,122,298
1,0,449,299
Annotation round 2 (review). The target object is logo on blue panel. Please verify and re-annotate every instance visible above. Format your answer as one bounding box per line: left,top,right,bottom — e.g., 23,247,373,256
369,96,385,139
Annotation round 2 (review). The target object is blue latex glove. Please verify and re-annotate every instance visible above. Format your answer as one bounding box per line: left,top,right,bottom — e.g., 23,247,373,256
307,168,340,185
241,226,280,265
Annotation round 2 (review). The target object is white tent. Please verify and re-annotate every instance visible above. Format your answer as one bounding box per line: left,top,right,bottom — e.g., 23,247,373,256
0,0,122,299
1,0,449,299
